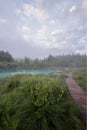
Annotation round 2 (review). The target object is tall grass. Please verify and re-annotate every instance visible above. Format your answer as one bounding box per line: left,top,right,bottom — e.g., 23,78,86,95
73,68,87,92
0,74,85,130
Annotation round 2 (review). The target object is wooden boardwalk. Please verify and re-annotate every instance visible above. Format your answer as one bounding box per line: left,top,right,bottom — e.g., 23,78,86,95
66,72,87,125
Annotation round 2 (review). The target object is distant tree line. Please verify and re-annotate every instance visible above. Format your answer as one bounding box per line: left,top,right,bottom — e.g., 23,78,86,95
44,54,86,68
16,54,86,69
0,50,86,70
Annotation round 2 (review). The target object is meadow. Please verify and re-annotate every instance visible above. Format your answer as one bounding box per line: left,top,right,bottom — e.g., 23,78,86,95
73,68,87,92
0,74,85,130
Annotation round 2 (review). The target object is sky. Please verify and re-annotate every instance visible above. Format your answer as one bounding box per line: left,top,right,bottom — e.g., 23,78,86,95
0,0,87,59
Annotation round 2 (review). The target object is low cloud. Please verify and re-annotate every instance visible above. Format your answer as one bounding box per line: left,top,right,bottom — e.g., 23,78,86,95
18,25,32,42
69,5,76,13
82,0,87,10
22,34,32,42
36,26,48,41
21,25,31,34
49,20,56,25
22,4,48,22
15,9,21,15
0,18,7,24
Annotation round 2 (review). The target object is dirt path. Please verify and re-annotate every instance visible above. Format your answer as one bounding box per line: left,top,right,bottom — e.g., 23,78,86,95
66,72,87,125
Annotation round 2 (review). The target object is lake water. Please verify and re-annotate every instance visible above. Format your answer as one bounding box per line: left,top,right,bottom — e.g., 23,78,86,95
0,69,58,78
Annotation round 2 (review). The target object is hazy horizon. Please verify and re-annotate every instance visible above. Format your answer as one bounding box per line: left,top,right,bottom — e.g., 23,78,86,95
0,0,87,58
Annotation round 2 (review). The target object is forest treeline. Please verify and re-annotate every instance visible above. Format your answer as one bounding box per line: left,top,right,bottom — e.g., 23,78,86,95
0,50,86,70
0,50,14,62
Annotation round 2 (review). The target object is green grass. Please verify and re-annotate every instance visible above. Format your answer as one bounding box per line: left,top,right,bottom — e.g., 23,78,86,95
0,74,85,130
73,68,87,92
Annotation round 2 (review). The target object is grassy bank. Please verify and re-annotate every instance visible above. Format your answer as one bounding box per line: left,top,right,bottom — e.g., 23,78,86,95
73,68,87,92
0,74,85,130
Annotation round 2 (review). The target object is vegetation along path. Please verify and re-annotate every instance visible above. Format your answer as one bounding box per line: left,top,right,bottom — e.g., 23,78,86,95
66,72,87,125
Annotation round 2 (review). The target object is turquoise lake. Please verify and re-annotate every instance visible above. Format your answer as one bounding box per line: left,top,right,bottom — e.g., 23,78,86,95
0,69,58,78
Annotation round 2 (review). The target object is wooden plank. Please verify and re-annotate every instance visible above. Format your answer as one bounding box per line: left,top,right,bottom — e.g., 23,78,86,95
66,72,87,125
